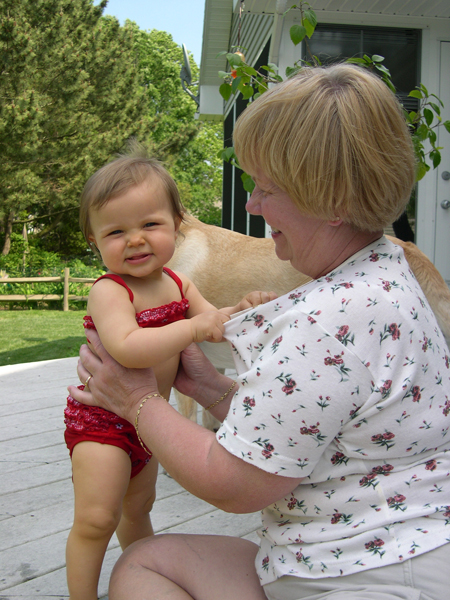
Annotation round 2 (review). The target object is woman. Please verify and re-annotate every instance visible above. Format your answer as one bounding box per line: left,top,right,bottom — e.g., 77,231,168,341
69,65,450,600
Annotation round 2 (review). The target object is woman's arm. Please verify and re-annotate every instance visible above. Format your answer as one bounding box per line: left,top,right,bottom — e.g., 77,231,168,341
88,278,228,368
69,331,302,513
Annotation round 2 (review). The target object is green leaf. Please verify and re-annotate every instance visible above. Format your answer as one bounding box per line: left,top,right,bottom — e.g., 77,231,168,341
429,102,441,116
423,107,434,126
444,120,450,133
416,161,429,181
419,82,429,96
346,58,367,65
240,84,254,100
219,82,232,101
415,123,429,141
371,54,385,62
290,24,307,46
227,53,243,67
218,70,229,79
430,94,444,106
241,172,255,193
428,129,437,145
431,150,441,169
409,89,423,99
231,75,241,93
303,10,317,38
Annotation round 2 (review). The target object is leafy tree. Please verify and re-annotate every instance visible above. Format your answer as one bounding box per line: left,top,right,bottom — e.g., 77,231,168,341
129,24,222,224
0,0,149,256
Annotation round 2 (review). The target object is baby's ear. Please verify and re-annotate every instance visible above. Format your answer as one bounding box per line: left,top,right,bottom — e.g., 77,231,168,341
174,217,182,236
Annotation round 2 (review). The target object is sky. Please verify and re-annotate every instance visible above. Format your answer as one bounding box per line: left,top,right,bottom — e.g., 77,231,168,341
99,0,206,65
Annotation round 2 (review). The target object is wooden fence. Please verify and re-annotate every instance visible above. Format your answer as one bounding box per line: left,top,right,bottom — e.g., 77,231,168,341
0,268,95,311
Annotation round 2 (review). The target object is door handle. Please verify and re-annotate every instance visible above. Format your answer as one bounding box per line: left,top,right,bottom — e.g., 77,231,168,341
441,199,450,209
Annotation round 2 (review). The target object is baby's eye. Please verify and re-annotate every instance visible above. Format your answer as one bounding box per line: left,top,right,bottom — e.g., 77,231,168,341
108,229,122,236
144,222,158,228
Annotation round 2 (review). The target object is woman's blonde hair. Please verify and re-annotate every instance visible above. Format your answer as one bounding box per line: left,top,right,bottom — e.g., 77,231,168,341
79,149,185,249
233,64,416,231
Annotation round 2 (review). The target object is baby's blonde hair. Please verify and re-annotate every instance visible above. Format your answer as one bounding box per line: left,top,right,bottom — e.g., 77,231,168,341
80,151,184,249
233,64,416,231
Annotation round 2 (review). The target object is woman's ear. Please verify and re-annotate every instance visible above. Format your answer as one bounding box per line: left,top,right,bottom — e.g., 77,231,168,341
328,217,343,227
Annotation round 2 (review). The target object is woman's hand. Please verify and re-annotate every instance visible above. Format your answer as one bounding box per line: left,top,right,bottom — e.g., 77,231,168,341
67,329,158,423
174,343,237,420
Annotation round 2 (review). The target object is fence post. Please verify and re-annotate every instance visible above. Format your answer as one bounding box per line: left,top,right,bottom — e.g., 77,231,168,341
63,267,69,311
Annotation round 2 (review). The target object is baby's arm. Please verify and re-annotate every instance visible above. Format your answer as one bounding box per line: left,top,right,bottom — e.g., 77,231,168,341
87,278,228,369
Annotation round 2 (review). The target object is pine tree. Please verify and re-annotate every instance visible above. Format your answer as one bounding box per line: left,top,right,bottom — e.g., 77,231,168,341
0,0,149,255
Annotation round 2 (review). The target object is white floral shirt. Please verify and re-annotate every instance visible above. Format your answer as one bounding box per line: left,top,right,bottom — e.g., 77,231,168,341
217,237,450,584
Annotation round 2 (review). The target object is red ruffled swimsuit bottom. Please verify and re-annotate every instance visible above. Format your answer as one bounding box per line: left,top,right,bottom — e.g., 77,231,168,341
64,268,189,478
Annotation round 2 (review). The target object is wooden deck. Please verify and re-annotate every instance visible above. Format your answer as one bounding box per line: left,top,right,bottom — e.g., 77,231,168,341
0,357,260,600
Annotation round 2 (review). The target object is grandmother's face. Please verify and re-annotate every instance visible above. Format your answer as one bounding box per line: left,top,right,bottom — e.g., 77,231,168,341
246,170,335,278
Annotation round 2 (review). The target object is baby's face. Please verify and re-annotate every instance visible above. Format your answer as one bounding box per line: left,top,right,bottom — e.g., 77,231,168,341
88,179,180,278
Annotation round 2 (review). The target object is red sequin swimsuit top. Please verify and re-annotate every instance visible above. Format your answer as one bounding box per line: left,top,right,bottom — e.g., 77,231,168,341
65,268,190,434
83,268,190,330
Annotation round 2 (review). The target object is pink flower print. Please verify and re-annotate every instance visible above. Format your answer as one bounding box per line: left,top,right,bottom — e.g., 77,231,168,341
425,459,437,471
282,378,296,395
440,397,450,417
331,512,342,524
330,510,353,525
365,538,385,557
276,372,300,395
254,314,265,328
444,354,449,369
411,385,422,402
371,464,394,476
308,315,316,324
387,494,406,511
325,355,342,366
242,396,256,416
295,550,304,562
443,506,450,518
369,252,380,262
421,334,433,352
379,379,392,399
300,421,327,445
380,322,401,344
336,325,349,340
382,280,392,292
389,323,400,340
359,473,378,489
262,443,275,458
271,336,283,354
261,556,270,571
331,451,349,466
254,437,276,459
371,431,396,450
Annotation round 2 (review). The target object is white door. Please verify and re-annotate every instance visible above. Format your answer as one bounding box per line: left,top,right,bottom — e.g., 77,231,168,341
435,41,450,286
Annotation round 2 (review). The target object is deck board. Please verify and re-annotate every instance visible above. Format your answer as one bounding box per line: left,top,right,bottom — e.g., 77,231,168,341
0,357,259,599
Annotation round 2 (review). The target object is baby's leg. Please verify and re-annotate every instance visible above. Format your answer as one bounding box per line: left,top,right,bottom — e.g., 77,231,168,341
66,441,132,600
116,456,159,549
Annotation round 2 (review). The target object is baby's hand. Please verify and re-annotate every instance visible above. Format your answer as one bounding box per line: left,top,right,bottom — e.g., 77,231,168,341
190,311,230,343
238,290,277,311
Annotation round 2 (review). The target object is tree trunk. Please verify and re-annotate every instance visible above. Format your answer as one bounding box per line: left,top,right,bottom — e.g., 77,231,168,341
2,211,14,256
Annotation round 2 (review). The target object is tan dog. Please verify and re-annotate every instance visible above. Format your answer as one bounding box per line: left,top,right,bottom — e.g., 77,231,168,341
168,215,450,427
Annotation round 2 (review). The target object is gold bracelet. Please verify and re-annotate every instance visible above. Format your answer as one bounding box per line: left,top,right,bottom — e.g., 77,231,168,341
205,381,237,411
134,393,167,455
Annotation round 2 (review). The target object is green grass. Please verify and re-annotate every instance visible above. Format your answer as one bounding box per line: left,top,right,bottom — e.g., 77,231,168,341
0,309,87,366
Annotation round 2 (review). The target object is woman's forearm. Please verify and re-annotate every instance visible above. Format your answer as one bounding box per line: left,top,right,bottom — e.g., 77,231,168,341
134,394,299,513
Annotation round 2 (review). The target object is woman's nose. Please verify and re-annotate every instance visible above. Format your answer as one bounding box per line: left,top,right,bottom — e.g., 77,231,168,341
246,190,261,215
